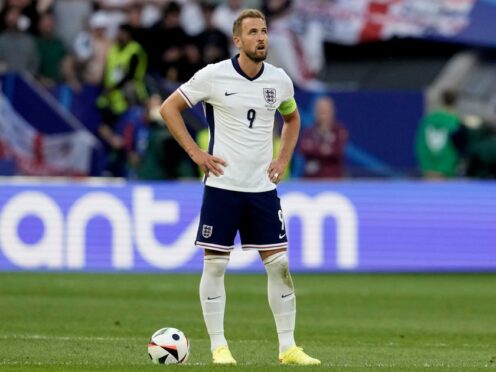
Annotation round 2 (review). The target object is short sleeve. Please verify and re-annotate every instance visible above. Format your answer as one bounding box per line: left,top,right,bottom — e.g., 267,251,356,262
280,69,294,103
277,69,295,113
178,65,213,107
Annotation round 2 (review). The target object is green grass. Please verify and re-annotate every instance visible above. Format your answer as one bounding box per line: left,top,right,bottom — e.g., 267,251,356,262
0,273,495,371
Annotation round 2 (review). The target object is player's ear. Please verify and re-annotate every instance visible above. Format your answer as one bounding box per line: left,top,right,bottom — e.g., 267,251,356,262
233,35,241,49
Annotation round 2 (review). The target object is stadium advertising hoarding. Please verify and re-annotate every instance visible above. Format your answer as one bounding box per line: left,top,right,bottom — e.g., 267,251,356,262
0,180,494,272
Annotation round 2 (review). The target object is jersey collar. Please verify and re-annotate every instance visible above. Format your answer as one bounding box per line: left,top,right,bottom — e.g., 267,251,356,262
231,54,265,81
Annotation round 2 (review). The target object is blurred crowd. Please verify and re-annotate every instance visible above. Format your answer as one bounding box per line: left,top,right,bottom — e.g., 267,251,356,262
4,1,493,181
0,0,341,180
0,0,244,83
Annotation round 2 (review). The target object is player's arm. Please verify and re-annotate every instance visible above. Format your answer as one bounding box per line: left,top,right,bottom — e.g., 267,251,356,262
268,98,300,183
159,91,226,176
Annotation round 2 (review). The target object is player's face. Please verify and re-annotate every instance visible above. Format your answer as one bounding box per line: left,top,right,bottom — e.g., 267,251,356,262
235,17,268,63
316,98,335,128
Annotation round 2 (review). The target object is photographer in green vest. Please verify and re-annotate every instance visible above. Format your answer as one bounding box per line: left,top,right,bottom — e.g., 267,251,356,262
97,23,148,121
97,23,148,177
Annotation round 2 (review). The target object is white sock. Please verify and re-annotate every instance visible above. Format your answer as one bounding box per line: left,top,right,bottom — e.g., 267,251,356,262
263,252,296,354
199,255,229,352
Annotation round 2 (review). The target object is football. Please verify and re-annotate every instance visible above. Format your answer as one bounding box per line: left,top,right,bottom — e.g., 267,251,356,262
147,327,190,364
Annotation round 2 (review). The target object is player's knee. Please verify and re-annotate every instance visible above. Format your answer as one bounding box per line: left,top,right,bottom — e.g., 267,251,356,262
263,252,291,278
203,255,229,277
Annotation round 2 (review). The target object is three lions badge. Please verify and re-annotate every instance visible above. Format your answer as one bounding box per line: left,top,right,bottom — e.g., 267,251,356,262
202,225,213,238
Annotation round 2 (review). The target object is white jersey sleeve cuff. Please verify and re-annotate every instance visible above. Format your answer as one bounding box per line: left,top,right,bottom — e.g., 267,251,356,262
178,87,194,108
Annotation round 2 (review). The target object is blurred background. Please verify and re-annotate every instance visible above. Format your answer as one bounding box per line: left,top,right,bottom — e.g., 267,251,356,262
1,2,496,369
1,0,496,273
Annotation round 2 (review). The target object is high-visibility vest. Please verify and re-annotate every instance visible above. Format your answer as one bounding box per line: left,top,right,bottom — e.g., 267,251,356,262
99,41,148,114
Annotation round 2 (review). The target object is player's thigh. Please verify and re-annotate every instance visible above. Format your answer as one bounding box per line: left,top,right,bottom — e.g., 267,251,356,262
239,189,287,250
196,186,243,252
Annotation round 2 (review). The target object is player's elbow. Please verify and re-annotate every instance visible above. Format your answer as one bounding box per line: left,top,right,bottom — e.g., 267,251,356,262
159,99,171,123
159,100,178,132
160,92,186,126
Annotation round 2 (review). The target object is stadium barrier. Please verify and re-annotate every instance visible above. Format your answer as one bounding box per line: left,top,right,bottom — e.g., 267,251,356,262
0,179,494,272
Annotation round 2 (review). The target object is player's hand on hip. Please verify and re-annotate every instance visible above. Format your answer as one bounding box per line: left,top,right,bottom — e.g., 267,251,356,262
192,150,227,177
268,160,286,184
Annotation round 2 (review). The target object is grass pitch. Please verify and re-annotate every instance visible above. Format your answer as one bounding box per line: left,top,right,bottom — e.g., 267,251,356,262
0,273,495,371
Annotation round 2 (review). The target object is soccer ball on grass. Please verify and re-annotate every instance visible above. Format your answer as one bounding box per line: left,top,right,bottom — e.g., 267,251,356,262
148,327,190,364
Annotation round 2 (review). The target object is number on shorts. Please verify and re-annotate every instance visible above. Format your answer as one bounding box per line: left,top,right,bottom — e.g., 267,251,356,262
278,209,285,231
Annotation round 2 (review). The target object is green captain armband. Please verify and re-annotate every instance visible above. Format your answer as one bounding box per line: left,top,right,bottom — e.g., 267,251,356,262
277,97,297,116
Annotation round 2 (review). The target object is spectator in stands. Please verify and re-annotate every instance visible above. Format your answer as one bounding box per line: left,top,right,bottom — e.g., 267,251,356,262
97,23,148,177
127,3,154,69
100,102,146,178
212,0,244,56
299,96,348,178
53,0,93,49
263,0,325,89
35,12,69,87
149,1,186,79
134,94,196,180
117,0,167,30
152,1,200,82
132,94,168,180
179,0,205,37
127,3,146,41
196,2,230,66
451,116,496,179
415,90,461,179
97,23,148,119
92,0,130,40
0,6,39,74
70,11,112,88
140,0,167,28
0,0,53,34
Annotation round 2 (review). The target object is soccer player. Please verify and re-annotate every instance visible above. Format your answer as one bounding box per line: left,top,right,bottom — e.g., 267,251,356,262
159,9,321,366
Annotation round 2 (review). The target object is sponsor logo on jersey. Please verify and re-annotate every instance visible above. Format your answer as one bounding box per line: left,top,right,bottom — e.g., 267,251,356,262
202,224,213,238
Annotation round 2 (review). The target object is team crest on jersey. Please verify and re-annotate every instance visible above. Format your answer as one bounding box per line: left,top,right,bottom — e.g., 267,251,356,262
263,88,277,104
202,225,213,238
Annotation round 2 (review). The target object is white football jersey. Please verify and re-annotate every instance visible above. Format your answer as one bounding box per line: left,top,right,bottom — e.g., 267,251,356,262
178,56,295,192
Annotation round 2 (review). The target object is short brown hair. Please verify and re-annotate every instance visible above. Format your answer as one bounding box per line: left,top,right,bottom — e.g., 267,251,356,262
232,9,266,36
441,89,458,107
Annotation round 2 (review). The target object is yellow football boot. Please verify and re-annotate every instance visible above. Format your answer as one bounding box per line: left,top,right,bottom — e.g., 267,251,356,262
279,346,321,365
212,345,237,365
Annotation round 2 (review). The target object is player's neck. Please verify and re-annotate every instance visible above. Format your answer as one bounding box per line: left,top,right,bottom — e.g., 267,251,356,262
237,53,263,78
